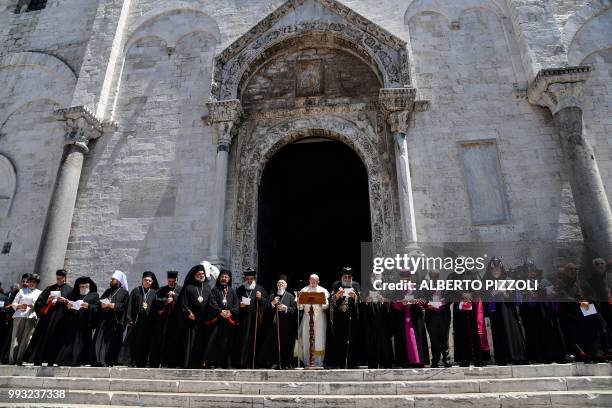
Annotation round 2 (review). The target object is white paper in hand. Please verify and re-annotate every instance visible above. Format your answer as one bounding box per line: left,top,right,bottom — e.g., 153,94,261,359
50,291,61,298
21,297,33,306
343,288,354,298
581,303,597,316
0,301,4,308
100,298,111,305
369,291,379,303
70,300,84,310
241,296,251,306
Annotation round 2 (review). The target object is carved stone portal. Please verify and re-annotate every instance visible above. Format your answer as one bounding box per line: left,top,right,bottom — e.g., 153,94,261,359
228,115,398,275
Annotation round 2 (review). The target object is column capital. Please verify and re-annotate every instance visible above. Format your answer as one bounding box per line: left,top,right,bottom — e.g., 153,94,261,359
378,88,429,134
527,66,591,115
206,99,243,147
54,106,115,153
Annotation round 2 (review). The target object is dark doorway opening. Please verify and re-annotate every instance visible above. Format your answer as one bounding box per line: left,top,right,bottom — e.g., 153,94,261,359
256,138,372,292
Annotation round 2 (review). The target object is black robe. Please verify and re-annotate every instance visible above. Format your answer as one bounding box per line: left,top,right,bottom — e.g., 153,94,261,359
179,282,211,368
24,283,73,364
422,287,451,367
55,291,100,366
519,299,566,363
257,291,297,368
203,284,239,368
558,277,607,361
149,284,182,368
118,286,157,367
92,286,129,366
360,299,394,368
235,284,267,368
0,292,12,363
446,271,482,366
327,281,361,368
483,294,526,365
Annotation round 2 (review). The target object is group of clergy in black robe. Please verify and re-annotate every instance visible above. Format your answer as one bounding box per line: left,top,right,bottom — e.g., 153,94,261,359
3,256,611,369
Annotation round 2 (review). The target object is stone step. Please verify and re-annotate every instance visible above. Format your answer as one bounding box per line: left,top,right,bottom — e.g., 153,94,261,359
0,390,611,408
1,363,610,382
1,375,611,395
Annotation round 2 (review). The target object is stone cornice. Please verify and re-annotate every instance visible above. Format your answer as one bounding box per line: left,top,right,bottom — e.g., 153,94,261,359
54,106,115,153
527,66,591,115
378,88,429,133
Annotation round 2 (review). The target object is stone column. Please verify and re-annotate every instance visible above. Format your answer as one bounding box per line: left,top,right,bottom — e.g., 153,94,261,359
379,88,429,253
528,66,612,260
206,99,242,268
36,106,109,285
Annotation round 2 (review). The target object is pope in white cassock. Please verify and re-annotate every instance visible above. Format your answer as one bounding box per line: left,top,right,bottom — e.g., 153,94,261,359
297,274,330,367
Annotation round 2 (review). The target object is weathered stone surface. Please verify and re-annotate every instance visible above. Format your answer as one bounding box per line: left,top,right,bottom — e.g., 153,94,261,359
0,0,610,296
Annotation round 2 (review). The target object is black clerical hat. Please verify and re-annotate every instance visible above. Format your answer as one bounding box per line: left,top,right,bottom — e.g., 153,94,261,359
167,270,179,279
142,271,159,290
74,276,97,293
56,269,67,277
243,268,256,277
278,274,289,283
340,266,353,276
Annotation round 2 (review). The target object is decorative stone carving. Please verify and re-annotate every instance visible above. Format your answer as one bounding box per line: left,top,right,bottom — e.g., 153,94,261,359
296,59,324,97
211,0,411,101
55,106,110,154
206,99,243,146
378,87,429,134
229,115,396,274
527,66,591,115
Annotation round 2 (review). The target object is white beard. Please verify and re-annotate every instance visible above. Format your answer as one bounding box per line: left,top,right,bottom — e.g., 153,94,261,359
244,281,256,290
277,288,286,296
79,289,89,296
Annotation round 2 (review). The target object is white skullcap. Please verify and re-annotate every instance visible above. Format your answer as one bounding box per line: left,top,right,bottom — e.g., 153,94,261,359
309,274,320,281
111,270,129,291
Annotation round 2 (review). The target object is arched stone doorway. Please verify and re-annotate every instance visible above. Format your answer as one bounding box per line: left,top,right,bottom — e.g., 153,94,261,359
206,0,428,284
257,138,372,290
228,120,395,283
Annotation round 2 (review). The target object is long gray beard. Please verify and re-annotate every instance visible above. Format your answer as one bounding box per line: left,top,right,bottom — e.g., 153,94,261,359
244,281,256,290
277,288,286,296
342,279,353,288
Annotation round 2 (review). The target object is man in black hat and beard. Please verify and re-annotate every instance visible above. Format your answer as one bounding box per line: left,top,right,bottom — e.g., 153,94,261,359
235,268,267,368
119,271,159,367
328,267,361,368
24,269,73,365
203,270,239,368
257,276,297,369
149,271,182,368
55,276,99,366
92,270,130,366
178,265,211,368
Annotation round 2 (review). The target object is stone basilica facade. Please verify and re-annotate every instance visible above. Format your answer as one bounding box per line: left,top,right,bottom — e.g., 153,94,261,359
0,0,611,288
